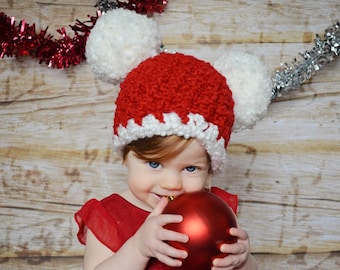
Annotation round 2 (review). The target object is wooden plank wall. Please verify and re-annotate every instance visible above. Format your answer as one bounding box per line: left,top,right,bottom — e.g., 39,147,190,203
1,0,339,269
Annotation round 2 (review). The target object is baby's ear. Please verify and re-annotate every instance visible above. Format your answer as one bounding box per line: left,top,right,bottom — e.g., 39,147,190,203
204,175,212,190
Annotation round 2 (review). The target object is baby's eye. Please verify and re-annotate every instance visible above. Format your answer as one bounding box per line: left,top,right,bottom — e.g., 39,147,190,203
185,166,197,172
148,161,160,169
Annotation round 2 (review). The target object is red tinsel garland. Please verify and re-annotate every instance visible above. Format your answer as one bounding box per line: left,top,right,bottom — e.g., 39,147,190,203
116,0,168,14
0,0,168,69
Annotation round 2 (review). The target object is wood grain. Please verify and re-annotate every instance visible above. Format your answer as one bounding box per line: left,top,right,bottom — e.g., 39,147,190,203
1,0,339,269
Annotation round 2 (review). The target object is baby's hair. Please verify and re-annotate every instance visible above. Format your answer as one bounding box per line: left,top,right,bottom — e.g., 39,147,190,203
122,135,211,165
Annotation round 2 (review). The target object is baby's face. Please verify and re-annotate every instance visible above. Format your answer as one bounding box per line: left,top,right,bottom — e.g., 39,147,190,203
125,139,211,211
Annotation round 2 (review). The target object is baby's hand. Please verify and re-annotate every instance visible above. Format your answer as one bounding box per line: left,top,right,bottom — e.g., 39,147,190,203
134,197,188,267
212,227,251,270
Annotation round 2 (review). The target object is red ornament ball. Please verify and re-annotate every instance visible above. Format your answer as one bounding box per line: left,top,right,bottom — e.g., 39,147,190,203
162,191,237,270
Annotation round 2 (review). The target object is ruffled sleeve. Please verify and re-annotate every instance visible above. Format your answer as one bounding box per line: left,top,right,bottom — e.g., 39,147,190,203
75,194,149,252
75,198,122,251
211,186,238,214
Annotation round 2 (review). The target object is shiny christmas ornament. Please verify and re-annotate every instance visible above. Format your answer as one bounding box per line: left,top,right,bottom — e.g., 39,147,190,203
163,191,237,270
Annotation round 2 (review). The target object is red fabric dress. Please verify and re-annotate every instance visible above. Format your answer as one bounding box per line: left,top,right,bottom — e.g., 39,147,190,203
75,187,238,270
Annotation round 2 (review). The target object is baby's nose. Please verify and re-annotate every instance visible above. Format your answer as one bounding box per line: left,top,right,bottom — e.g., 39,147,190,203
160,171,182,190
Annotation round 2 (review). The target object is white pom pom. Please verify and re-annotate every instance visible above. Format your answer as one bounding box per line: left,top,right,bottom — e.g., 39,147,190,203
86,9,161,84
214,51,273,131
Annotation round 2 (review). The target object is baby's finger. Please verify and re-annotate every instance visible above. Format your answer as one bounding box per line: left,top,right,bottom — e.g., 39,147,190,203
151,212,184,228
229,227,249,240
158,227,189,243
219,242,247,255
149,196,169,217
154,241,188,261
155,252,184,267
212,254,242,269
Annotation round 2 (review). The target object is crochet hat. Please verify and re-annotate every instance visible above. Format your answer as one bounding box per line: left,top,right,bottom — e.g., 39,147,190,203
113,52,234,172
86,9,273,173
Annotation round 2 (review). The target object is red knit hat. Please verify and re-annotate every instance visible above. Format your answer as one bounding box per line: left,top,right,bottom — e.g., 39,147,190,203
113,52,234,173
85,9,273,173
85,9,338,173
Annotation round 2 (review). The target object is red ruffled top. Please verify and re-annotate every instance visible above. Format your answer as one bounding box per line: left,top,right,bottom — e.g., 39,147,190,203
75,187,238,269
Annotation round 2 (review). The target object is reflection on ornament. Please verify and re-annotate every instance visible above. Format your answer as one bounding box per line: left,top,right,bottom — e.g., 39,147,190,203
162,191,237,270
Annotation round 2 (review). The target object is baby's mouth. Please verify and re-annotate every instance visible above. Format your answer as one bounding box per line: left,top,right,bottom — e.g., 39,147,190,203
153,193,176,201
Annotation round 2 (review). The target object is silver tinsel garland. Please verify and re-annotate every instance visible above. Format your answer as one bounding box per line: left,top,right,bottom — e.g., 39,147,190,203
95,0,118,13
271,21,340,99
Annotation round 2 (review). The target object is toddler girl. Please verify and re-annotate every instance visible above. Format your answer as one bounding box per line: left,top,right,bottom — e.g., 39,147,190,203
75,52,257,270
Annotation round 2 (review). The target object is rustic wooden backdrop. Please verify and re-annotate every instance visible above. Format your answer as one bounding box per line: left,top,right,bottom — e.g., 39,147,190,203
1,0,339,269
